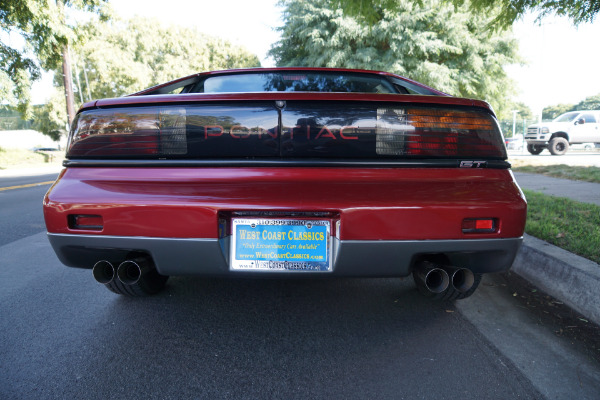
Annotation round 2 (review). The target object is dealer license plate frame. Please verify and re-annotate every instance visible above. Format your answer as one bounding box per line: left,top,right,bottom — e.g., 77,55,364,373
230,218,332,272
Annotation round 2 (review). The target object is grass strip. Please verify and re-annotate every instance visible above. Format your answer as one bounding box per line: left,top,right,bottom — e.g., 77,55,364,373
514,164,600,184
0,147,64,169
524,189,600,264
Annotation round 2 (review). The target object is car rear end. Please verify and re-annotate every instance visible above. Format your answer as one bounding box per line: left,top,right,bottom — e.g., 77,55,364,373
44,72,526,298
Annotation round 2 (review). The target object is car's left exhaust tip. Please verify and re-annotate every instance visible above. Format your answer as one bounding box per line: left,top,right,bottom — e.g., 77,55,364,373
92,260,115,284
413,261,450,294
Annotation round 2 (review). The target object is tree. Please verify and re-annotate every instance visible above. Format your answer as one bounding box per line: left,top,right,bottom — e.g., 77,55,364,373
334,0,600,27
511,101,534,121
270,0,520,116
71,18,261,100
542,93,600,120
542,103,575,120
32,91,67,141
497,101,533,136
453,0,600,26
34,17,261,139
0,0,109,118
574,93,600,111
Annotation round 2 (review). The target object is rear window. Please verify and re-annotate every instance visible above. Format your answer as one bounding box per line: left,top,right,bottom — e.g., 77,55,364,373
193,72,398,94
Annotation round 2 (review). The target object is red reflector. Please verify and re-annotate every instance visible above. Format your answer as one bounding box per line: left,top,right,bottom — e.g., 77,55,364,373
462,218,496,233
475,219,493,230
69,214,103,230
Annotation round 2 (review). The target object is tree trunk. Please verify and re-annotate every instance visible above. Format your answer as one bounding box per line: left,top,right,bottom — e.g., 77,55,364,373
61,45,76,127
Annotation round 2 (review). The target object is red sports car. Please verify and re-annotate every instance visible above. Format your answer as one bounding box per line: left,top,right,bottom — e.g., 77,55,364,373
43,68,527,299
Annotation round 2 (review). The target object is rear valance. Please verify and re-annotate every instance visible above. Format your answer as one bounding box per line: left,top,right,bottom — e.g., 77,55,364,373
67,101,506,160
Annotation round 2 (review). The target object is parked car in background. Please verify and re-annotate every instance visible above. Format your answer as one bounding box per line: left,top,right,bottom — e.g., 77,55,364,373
43,68,527,300
570,142,596,151
504,134,524,150
525,110,600,155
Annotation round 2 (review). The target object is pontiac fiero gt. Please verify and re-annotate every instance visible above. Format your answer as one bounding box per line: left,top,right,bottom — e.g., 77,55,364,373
43,68,527,299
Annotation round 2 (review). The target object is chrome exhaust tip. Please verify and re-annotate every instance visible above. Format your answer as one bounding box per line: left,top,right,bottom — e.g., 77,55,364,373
92,260,115,284
450,268,475,293
414,262,450,294
117,259,149,285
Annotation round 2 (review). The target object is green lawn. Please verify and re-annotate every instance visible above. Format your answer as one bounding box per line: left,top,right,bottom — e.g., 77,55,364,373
0,147,64,169
514,164,600,184
524,189,600,264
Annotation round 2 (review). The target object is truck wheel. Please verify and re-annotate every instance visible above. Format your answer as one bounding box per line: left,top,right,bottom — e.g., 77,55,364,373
548,137,569,155
526,144,543,155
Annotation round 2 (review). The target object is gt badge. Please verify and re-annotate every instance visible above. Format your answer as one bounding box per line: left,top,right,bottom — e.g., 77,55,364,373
459,161,487,168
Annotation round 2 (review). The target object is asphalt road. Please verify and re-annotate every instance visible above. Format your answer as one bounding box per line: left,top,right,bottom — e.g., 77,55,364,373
1,171,599,399
0,173,57,246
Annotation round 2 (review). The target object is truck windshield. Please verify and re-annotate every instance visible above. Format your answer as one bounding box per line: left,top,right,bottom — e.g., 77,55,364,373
554,112,579,123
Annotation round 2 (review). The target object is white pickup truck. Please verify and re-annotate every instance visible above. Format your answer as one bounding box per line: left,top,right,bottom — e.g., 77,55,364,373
525,110,600,155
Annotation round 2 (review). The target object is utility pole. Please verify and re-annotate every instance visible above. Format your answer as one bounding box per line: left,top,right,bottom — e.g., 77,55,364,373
61,45,76,126
58,0,76,128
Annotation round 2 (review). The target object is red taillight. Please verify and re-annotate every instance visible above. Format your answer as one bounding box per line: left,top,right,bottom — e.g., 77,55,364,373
68,215,103,230
67,103,505,160
67,133,160,156
376,108,505,158
462,218,497,234
67,107,187,157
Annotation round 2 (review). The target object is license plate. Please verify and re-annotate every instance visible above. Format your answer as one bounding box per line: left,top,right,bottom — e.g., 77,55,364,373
230,218,331,271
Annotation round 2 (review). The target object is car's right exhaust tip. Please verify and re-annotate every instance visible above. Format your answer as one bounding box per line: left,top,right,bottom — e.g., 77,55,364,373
450,268,475,293
117,258,150,285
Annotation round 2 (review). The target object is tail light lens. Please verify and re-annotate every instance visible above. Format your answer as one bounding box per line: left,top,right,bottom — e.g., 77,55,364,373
68,107,187,157
67,104,280,158
376,108,504,157
68,102,505,160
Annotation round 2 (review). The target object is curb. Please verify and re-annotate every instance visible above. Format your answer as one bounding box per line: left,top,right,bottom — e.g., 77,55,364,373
511,234,600,326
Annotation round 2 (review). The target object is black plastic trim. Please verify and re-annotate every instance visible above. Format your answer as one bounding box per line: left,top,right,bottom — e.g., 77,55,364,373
63,158,511,169
47,233,522,276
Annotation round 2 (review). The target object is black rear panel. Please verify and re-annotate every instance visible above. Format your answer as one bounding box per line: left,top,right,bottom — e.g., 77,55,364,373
67,101,506,160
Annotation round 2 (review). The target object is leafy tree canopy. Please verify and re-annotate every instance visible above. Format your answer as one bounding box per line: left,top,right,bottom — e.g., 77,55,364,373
270,0,520,117
34,17,261,139
510,101,534,121
333,0,600,27
72,18,261,100
453,0,600,27
542,93,600,120
0,0,109,117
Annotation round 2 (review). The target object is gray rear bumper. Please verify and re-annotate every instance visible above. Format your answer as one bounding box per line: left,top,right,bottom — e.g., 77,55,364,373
47,233,523,277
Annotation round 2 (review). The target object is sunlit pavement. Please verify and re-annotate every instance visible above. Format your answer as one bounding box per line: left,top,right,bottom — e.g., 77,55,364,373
508,149,600,167
0,165,63,178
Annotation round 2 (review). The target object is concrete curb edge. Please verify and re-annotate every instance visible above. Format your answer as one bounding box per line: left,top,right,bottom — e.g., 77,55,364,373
511,233,600,326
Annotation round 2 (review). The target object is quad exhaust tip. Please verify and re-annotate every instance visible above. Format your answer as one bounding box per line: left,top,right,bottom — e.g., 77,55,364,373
414,262,450,294
92,260,115,284
93,257,153,286
450,268,475,293
117,259,150,285
414,261,475,295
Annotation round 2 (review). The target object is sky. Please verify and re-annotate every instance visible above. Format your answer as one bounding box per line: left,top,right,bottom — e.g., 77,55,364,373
28,0,600,119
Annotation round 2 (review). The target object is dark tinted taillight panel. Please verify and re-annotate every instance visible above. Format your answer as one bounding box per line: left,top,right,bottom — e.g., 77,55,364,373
282,102,506,159
67,101,505,160
67,103,280,158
